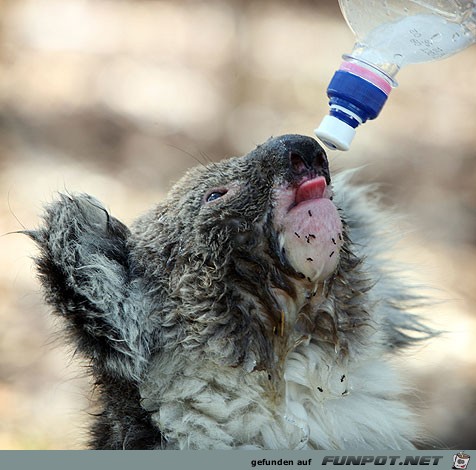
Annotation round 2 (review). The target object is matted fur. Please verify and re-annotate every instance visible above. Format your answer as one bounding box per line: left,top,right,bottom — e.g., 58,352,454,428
28,135,433,449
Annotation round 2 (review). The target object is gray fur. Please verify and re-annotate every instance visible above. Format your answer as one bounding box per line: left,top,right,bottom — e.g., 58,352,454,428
29,135,434,449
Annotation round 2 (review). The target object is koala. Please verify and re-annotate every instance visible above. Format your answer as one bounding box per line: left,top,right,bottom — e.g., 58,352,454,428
28,134,433,449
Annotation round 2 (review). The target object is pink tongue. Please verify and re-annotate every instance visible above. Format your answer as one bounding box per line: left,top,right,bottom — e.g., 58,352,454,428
295,176,327,204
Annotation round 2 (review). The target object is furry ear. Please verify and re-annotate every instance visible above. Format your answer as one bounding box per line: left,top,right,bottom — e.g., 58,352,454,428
28,193,151,381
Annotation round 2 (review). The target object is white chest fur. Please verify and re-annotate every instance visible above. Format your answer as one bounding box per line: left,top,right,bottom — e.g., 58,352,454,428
281,341,416,449
141,338,416,450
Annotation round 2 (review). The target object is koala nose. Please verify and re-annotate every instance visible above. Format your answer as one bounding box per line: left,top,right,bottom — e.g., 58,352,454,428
281,134,330,184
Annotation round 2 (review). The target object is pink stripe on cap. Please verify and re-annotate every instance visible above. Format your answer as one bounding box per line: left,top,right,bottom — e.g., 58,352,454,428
340,61,392,95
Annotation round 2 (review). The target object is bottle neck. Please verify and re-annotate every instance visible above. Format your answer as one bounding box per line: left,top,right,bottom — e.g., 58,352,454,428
314,56,394,151
342,54,399,88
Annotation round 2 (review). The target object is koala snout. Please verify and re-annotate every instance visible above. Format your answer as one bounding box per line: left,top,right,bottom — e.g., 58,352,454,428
273,134,330,185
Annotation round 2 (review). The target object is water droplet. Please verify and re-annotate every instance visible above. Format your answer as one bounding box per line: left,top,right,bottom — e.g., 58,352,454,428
393,53,404,65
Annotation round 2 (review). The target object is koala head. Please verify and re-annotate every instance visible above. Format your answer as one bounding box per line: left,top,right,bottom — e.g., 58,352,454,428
130,134,349,370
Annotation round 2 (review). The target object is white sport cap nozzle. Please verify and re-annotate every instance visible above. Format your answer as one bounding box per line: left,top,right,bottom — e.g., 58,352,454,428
314,115,356,151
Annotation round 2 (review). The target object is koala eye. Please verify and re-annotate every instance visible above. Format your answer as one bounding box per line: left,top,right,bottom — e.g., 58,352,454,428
205,189,228,203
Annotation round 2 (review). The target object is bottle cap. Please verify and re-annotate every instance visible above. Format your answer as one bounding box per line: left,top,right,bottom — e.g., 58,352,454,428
315,115,356,151
315,60,393,151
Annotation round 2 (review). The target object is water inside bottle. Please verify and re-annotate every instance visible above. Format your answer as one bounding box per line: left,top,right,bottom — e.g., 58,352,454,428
355,13,474,71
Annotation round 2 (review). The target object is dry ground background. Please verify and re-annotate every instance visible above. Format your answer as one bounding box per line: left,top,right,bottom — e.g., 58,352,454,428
0,0,475,449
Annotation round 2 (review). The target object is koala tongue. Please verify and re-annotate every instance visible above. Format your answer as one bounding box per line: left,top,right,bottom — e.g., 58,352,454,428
274,178,344,282
295,176,326,204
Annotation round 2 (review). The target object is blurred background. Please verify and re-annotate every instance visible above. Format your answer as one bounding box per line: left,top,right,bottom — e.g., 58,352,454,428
0,0,475,450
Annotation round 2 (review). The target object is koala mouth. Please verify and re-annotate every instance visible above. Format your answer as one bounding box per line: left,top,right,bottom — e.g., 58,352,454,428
273,175,344,283
294,175,327,206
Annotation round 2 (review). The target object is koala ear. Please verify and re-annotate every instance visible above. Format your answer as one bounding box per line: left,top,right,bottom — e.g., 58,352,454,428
28,193,150,381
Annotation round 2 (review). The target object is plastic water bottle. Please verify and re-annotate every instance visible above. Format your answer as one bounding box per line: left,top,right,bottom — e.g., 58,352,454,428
315,0,476,151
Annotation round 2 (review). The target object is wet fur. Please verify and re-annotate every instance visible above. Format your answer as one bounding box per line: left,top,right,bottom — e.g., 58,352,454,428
28,135,433,449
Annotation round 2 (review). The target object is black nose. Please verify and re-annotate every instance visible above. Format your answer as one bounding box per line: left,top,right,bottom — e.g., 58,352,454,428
277,134,330,184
